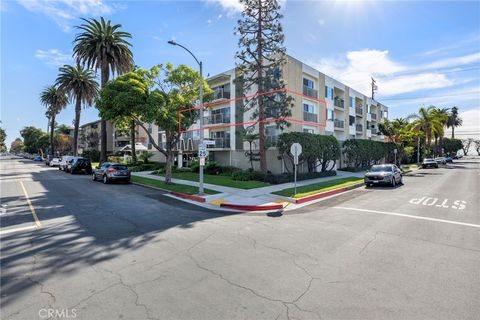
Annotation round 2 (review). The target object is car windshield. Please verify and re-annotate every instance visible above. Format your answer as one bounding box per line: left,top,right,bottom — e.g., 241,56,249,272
112,165,128,170
370,165,393,172
424,158,434,162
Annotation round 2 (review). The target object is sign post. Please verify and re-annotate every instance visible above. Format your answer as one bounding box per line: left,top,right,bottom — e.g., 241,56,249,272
198,144,208,185
290,143,302,196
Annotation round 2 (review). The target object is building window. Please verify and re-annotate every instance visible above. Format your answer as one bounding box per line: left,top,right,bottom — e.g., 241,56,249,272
303,128,314,134
303,78,314,89
350,97,354,108
330,88,334,100
327,109,334,121
325,86,328,98
303,103,314,113
212,83,231,100
349,115,355,125
148,143,152,150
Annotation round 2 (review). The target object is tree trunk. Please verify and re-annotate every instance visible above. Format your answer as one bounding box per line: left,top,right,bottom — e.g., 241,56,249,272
452,126,455,139
165,149,173,184
49,115,55,157
73,96,81,156
256,1,267,174
130,119,137,164
100,63,109,162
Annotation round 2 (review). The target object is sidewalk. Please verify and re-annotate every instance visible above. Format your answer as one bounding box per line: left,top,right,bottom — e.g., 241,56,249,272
132,170,366,211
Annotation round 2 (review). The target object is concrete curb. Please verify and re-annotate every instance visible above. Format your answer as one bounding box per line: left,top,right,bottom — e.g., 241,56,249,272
290,182,365,204
220,203,284,211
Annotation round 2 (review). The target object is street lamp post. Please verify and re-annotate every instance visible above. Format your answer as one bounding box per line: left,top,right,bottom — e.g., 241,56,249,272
168,40,204,195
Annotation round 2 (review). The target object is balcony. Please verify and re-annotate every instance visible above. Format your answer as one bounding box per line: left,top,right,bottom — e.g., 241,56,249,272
303,112,318,123
334,120,345,129
334,98,345,109
303,85,318,99
204,112,230,125
207,138,230,149
371,128,378,135
356,124,363,132
355,107,363,116
371,113,377,120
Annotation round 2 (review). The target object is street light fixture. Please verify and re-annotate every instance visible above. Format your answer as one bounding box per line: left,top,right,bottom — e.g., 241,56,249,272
168,39,205,195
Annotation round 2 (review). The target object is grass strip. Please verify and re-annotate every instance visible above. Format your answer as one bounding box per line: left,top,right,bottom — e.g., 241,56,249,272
131,176,220,195
272,176,364,198
153,171,270,189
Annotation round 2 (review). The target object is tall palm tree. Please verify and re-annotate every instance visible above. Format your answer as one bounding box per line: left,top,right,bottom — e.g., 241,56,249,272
431,107,450,155
56,64,98,156
447,106,463,139
40,85,68,157
407,106,445,155
73,17,134,162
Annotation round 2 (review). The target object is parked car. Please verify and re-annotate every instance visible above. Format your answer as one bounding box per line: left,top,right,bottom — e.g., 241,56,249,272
92,162,131,184
422,158,438,168
435,157,447,164
59,155,74,171
68,157,92,174
33,155,43,161
49,158,61,167
364,164,403,187
445,156,453,163
45,155,54,166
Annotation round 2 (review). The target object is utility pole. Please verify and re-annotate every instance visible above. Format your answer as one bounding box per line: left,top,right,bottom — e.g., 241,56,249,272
371,77,377,100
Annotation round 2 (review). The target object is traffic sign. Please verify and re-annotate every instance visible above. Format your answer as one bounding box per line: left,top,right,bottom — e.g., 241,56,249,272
199,143,208,158
203,140,215,146
290,143,302,165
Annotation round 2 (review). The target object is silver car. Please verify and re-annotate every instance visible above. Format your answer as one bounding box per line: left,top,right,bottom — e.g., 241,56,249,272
364,164,403,187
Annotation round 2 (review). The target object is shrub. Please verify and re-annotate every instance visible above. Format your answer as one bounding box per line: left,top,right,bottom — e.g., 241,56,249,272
190,160,200,173
128,162,165,172
205,161,222,175
263,171,336,184
138,151,154,164
231,170,253,181
107,155,122,163
81,149,100,162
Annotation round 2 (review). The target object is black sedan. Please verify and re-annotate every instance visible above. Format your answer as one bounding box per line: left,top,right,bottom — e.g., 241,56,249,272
92,162,130,184
364,164,403,187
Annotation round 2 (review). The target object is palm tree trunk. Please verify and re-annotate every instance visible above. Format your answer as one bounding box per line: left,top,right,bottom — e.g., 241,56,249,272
100,63,109,162
73,96,81,156
130,119,136,164
452,126,455,139
50,115,55,157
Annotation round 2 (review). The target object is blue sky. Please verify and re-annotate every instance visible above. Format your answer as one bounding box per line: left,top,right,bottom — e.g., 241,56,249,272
1,0,479,146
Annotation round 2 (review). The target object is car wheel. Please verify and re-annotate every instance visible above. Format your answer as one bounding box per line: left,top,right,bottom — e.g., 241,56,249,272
391,177,396,187
399,176,403,185
92,173,97,181
103,175,109,184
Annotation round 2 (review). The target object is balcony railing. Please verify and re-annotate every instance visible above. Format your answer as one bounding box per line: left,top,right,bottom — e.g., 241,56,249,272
213,90,230,100
334,120,345,129
356,124,363,132
371,113,377,120
204,113,230,125
207,137,230,149
303,85,318,98
334,98,345,108
355,107,363,115
371,128,378,135
303,112,318,123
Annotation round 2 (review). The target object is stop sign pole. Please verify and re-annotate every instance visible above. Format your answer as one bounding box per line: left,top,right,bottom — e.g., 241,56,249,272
290,143,302,196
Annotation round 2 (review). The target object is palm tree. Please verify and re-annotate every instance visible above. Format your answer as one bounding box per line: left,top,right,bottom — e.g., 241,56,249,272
73,17,134,162
40,85,68,157
447,106,463,139
56,64,98,156
431,107,450,155
407,106,445,155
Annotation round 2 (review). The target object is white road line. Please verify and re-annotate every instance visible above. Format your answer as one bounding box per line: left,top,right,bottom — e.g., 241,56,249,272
0,225,38,236
334,207,480,229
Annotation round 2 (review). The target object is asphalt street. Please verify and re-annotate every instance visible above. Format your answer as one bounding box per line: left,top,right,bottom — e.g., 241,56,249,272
1,156,479,320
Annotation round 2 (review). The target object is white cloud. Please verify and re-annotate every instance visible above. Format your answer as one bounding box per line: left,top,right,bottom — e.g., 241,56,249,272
310,49,477,97
17,0,117,32
204,0,243,15
446,108,480,140
35,49,72,66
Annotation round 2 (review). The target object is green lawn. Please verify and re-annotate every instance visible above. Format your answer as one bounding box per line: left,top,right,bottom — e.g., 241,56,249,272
153,171,270,189
273,176,364,198
131,176,220,195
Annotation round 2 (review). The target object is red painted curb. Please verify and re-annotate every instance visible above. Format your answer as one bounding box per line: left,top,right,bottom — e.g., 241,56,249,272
220,203,284,211
294,183,364,204
170,192,206,203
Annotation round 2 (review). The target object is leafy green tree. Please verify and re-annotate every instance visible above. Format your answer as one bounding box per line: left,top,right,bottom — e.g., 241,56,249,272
407,106,446,155
96,72,150,164
10,138,24,153
0,126,6,152
55,124,72,135
56,64,99,156
20,127,49,154
73,17,134,162
447,106,462,139
40,85,68,156
441,138,463,156
235,0,293,174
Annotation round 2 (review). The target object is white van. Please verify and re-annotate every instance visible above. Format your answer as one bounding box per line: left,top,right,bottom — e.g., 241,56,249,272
59,156,74,171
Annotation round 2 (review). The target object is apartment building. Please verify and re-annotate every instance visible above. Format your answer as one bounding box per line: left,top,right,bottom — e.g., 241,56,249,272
84,55,388,172
78,120,114,154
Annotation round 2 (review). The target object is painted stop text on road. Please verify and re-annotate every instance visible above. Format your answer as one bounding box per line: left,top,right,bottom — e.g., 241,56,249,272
409,197,467,210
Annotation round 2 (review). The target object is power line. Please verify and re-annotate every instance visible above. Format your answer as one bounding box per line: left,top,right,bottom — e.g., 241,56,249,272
380,91,480,101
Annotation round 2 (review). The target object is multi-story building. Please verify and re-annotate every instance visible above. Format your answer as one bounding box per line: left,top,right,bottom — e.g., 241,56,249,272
78,120,114,154
82,55,388,172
